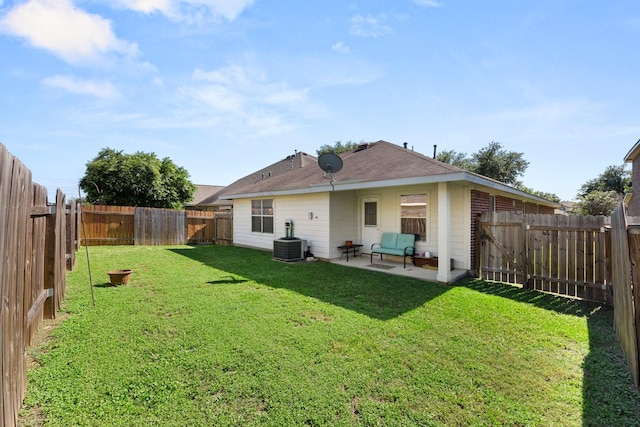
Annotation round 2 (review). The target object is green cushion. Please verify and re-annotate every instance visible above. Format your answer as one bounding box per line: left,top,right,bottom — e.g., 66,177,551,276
396,234,415,254
380,233,397,248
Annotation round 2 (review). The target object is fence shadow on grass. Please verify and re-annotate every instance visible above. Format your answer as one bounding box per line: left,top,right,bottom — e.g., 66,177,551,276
169,246,451,321
457,277,640,426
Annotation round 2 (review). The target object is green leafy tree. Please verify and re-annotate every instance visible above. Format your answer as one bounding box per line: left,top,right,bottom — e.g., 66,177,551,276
514,184,561,203
435,149,474,170
437,142,528,185
575,190,619,216
578,165,631,197
316,141,360,155
437,142,558,200
472,141,529,186
79,148,196,208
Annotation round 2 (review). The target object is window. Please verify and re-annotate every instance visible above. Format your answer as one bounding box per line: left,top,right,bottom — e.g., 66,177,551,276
401,194,427,241
251,199,274,233
364,201,378,227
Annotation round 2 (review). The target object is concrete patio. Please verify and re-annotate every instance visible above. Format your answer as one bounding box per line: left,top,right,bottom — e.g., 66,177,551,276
330,252,469,284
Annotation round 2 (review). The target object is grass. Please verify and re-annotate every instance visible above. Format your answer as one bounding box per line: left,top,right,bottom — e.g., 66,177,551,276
20,245,640,426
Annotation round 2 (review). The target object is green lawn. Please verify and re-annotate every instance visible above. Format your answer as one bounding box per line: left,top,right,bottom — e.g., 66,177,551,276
20,245,640,426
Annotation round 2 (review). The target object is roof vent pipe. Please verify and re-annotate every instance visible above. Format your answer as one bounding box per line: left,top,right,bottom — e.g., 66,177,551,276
433,144,437,158
403,142,408,149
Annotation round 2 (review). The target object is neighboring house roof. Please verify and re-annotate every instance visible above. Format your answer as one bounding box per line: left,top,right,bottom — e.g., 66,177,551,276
218,140,558,207
625,138,640,162
186,184,230,208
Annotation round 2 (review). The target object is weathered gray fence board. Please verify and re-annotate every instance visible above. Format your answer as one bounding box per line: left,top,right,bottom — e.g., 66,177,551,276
611,205,639,388
479,212,609,303
0,144,77,426
83,205,229,246
135,207,187,245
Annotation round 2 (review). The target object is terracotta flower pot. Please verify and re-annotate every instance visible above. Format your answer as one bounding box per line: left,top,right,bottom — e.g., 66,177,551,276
107,269,132,285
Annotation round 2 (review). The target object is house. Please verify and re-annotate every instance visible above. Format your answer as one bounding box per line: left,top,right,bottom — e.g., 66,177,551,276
624,139,640,216
185,184,232,212
217,141,558,283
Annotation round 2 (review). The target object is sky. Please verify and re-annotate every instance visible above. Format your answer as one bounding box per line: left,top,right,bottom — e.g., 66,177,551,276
1,0,639,202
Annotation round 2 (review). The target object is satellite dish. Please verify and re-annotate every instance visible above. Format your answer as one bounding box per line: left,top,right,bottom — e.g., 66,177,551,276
318,153,343,174
318,153,343,191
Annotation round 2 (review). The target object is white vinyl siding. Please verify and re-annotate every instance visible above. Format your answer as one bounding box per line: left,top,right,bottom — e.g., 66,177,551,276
232,182,472,269
329,191,358,258
233,193,331,258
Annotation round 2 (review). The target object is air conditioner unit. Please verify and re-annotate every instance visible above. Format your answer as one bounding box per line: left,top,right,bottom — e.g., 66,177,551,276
273,238,307,261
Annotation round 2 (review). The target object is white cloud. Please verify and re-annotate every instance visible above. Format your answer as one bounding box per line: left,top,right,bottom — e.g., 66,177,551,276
111,0,172,14
414,0,441,7
350,14,393,38
332,41,350,54
187,65,310,112
0,0,138,65
109,0,255,22
42,74,120,99
175,64,319,136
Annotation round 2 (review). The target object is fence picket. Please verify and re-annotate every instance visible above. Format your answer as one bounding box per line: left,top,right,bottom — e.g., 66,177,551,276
0,144,77,426
478,211,610,304
82,205,231,246
611,205,639,388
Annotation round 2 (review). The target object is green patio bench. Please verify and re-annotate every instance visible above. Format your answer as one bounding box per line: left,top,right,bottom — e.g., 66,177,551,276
370,232,415,268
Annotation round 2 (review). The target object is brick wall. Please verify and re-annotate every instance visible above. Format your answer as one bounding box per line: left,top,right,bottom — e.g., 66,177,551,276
537,205,555,215
495,195,523,211
470,190,490,271
629,156,640,216
470,189,554,271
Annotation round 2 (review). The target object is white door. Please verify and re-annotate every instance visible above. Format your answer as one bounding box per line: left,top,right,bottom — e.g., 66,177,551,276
361,197,379,254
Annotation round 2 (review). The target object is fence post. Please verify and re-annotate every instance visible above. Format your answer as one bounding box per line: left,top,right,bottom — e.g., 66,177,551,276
475,215,481,277
628,226,640,388
604,227,613,304
43,209,56,320
522,214,531,289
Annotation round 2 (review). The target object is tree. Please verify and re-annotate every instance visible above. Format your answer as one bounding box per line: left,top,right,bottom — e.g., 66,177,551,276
79,148,196,208
575,190,619,216
578,165,631,197
574,164,630,216
471,141,529,186
436,142,560,200
435,149,473,170
316,141,360,155
436,142,528,185
514,184,561,203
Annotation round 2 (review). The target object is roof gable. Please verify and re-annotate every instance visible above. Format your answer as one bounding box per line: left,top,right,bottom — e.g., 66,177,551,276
218,140,557,207
219,141,465,197
625,138,640,162
186,184,226,206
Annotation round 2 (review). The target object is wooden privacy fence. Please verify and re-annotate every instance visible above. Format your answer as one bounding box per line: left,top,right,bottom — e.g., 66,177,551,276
81,205,233,246
478,212,610,303
610,204,640,389
0,144,78,427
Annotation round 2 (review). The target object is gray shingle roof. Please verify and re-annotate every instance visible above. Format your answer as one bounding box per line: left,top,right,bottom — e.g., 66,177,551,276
218,140,465,198
186,184,227,207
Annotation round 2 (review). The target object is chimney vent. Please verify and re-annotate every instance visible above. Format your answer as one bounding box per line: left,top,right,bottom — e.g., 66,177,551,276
354,143,369,152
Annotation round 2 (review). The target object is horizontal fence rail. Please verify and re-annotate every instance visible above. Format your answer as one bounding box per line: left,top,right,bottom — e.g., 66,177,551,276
81,205,233,246
478,211,610,303
478,210,640,388
0,143,77,426
611,204,640,389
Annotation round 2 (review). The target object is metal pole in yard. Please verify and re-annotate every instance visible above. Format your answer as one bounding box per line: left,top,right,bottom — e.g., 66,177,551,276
78,187,95,306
